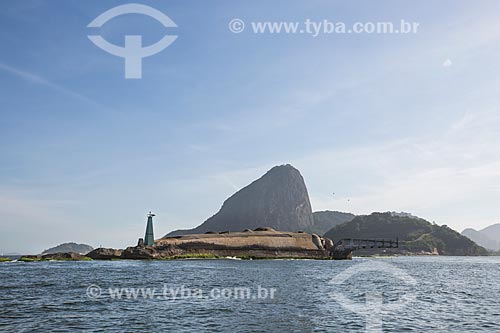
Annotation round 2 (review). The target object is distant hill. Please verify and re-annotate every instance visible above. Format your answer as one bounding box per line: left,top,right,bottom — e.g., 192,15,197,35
324,212,488,256
166,164,314,236
482,223,500,238
306,211,355,235
462,224,500,251
42,243,94,255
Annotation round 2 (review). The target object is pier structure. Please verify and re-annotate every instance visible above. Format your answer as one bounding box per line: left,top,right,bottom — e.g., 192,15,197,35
330,238,399,259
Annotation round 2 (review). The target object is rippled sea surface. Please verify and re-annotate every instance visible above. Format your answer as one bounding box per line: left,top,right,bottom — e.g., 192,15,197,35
1,256,499,332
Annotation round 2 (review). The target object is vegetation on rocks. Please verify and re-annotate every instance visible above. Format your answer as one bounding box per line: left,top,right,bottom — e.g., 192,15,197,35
324,212,488,256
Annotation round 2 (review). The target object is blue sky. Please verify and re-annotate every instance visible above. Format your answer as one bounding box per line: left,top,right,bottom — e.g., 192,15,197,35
1,0,500,253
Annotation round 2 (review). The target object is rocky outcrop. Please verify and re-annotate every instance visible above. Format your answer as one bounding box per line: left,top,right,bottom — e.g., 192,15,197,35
121,246,158,259
87,248,123,260
159,229,326,250
157,228,333,259
19,252,91,261
330,244,353,260
166,164,314,236
42,252,89,260
87,245,183,260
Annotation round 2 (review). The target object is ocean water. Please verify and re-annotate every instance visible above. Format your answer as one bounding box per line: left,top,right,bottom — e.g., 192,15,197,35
0,256,499,332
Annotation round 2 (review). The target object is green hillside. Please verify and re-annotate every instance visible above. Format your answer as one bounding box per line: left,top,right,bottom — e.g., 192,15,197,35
324,212,488,256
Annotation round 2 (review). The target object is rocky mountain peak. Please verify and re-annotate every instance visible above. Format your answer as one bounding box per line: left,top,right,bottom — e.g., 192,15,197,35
166,164,314,236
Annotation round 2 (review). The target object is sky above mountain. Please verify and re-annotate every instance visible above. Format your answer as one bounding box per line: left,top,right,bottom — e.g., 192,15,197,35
1,0,500,253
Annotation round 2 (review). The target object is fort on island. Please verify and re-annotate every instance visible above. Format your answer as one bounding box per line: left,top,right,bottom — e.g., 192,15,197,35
86,210,398,261
86,164,400,261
